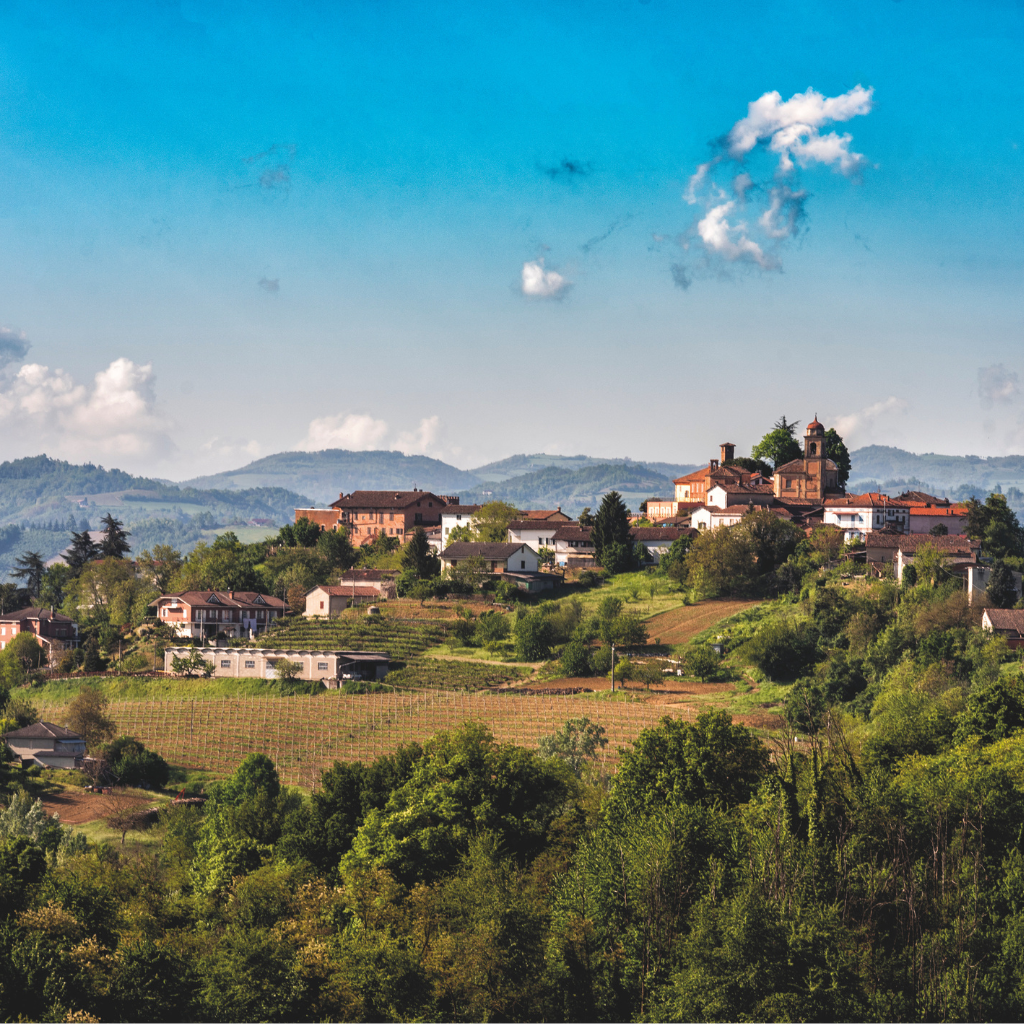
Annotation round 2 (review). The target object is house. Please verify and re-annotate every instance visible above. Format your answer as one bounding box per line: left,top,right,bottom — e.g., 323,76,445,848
706,483,775,509
0,608,78,655
440,542,539,574
519,508,572,522
630,527,690,565
691,505,756,530
645,498,679,520
981,608,1024,649
894,492,967,535
824,493,910,542
2,722,86,769
863,533,982,581
771,418,843,502
965,564,1024,606
506,520,565,553
551,525,597,567
296,489,453,547
673,443,756,503
153,591,288,640
304,585,382,617
163,646,390,682
440,504,482,548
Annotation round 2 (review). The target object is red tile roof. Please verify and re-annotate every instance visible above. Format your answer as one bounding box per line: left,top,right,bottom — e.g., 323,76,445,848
825,492,909,509
309,586,381,598
441,542,530,559
0,607,76,624
3,721,81,741
985,609,1024,633
156,591,287,611
331,490,445,510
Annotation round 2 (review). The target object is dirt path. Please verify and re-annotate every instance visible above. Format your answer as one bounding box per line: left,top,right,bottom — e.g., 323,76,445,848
42,789,155,826
645,599,760,645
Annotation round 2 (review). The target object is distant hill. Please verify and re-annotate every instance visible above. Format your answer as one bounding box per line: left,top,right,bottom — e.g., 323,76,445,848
463,463,675,515
471,452,699,483
850,446,1024,499
183,449,481,505
0,455,309,581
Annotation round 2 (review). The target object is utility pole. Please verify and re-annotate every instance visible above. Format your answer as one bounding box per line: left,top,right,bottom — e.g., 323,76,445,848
610,643,616,693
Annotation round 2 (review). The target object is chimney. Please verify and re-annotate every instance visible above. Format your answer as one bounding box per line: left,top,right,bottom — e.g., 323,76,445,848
720,442,735,463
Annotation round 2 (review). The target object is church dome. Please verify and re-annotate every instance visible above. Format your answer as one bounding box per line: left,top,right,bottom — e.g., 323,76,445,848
806,415,824,434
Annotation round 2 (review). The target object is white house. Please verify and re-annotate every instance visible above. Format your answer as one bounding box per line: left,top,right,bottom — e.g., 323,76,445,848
164,646,390,682
506,519,562,553
691,505,751,530
629,528,689,565
440,504,482,548
705,484,774,510
304,584,381,617
2,722,86,769
823,493,909,542
440,542,539,573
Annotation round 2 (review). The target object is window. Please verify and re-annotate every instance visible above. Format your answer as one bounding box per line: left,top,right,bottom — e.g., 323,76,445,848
318,662,329,670
220,660,230,668
244,660,255,669
319,601,324,609
389,512,394,521
521,560,526,569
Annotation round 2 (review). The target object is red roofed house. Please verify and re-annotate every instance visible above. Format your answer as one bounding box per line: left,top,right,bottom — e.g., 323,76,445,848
153,591,288,640
0,608,78,655
771,418,843,503
823,493,909,542
305,582,391,617
3,722,86,770
982,608,1024,649
295,489,454,547
895,491,967,535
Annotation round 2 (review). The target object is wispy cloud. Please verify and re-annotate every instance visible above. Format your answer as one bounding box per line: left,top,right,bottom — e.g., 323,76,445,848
834,396,908,446
521,259,570,299
674,85,873,283
978,364,1020,406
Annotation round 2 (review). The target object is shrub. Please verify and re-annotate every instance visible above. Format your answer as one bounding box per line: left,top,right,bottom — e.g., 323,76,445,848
590,645,612,675
474,611,511,645
685,645,720,683
105,737,171,789
742,620,818,680
560,640,592,677
514,613,552,661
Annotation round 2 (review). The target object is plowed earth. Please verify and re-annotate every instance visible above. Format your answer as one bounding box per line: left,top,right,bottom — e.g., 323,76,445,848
644,599,761,645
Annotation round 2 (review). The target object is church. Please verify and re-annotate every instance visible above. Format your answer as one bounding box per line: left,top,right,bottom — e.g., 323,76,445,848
771,417,843,503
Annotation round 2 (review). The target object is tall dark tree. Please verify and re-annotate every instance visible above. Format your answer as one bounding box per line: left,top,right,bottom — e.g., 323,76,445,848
10,551,45,597
66,529,100,574
592,490,631,567
99,513,131,559
987,562,1019,609
401,526,441,578
823,427,852,488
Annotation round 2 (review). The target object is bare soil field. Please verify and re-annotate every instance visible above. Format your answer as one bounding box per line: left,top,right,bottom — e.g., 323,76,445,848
41,789,154,826
645,599,761,645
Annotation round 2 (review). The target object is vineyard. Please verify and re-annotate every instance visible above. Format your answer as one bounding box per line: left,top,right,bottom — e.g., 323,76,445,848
239,617,447,660
35,693,690,788
384,658,527,691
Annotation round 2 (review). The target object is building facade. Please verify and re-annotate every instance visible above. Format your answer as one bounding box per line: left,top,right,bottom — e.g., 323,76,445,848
0,608,78,654
164,646,390,682
295,489,451,547
439,542,539,573
153,591,287,640
2,722,85,769
772,418,842,502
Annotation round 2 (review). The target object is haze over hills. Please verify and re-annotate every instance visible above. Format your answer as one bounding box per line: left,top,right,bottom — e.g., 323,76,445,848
849,446,1024,497
471,453,700,484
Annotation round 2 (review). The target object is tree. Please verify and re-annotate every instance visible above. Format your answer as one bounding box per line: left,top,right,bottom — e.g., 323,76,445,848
401,526,441,578
317,528,356,569
964,493,1024,562
683,526,757,598
274,659,302,682
809,524,844,562
170,648,212,678
99,513,131,558
741,508,802,572
104,736,170,788
104,790,152,845
65,529,100,574
0,582,20,614
751,416,802,470
472,501,522,542
686,645,720,682
513,611,552,660
65,687,116,752
723,455,774,478
823,427,851,488
39,564,72,609
82,635,104,672
578,507,594,528
10,551,45,597
930,522,949,537
291,516,323,547
538,717,608,777
560,639,592,677
592,491,631,568
223,753,282,804
987,562,1019,609
136,545,184,591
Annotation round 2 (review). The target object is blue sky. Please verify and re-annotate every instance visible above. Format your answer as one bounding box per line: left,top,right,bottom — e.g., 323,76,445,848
0,0,1021,477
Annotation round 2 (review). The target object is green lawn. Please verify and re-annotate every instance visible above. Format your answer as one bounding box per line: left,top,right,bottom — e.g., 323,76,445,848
561,572,690,619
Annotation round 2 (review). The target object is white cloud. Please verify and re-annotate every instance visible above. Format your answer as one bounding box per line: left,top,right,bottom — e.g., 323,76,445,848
676,85,873,281
397,415,440,456
834,396,909,446
697,202,776,269
727,85,874,175
301,413,389,451
978,364,1020,406
0,356,173,463
521,259,569,298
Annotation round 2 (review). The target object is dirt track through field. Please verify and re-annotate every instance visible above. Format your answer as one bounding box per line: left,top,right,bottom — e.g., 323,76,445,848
645,600,760,645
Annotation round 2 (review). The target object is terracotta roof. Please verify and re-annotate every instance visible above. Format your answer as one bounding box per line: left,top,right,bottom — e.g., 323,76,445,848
156,591,287,611
553,526,593,541
896,491,949,504
775,457,838,474
907,506,967,517
630,528,685,541
3,721,81,741
331,490,445,510
521,509,570,520
703,505,761,515
825,492,910,509
867,534,981,553
985,609,1024,633
442,504,482,515
441,542,529,559
336,569,398,581
308,585,381,598
0,607,76,624
807,416,824,430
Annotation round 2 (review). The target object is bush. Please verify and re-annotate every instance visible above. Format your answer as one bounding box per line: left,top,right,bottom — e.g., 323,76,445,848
474,611,511,645
560,640,592,677
514,613,552,661
742,620,818,680
105,737,171,789
590,645,612,675
685,645,720,683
